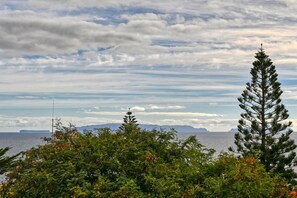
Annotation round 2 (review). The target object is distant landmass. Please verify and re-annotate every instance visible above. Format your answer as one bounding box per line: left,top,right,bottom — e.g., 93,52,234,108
77,123,209,133
228,128,238,133
19,130,51,133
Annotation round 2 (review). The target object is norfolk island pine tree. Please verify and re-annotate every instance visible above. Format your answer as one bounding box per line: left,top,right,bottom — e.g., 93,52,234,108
229,45,297,184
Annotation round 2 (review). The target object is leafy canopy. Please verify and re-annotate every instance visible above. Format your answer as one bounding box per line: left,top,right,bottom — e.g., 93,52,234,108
1,115,215,197
0,111,293,197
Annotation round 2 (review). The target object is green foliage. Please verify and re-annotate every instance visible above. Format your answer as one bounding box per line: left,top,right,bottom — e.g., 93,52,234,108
230,45,297,184
0,147,18,174
202,154,290,198
1,112,294,197
0,119,214,197
118,110,140,133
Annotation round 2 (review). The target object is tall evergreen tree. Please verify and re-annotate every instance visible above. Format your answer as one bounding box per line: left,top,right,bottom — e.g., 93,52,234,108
118,109,140,133
229,45,297,183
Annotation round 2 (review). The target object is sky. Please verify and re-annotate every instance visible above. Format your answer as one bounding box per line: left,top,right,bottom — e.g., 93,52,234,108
1,0,297,132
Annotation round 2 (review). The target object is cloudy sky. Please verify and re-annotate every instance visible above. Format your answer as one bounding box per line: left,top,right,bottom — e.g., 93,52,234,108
1,0,297,132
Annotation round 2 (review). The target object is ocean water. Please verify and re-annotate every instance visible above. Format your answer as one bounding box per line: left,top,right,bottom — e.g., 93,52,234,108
0,132,234,156
179,132,236,154
0,133,52,181
2,132,297,155
0,133,52,156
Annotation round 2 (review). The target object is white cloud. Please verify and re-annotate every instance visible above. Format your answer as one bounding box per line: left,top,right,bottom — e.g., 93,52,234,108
16,96,40,99
139,112,222,117
148,105,185,110
0,0,297,132
120,104,185,112
0,11,144,57
0,115,122,131
85,111,222,117
28,0,141,9
130,106,146,111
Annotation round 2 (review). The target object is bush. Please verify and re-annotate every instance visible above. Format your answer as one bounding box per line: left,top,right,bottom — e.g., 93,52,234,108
202,154,290,198
0,122,293,197
0,123,214,197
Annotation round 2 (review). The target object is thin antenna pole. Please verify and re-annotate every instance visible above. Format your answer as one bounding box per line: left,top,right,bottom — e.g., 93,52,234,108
52,99,55,134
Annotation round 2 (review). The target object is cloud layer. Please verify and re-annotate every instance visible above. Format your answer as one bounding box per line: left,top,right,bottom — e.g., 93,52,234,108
0,0,297,131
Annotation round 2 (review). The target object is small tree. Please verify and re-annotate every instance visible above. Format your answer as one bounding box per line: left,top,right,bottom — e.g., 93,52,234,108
118,110,140,134
230,45,297,183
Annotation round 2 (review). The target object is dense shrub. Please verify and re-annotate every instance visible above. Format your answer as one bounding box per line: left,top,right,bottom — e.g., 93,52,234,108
202,154,290,198
0,119,293,197
0,123,215,197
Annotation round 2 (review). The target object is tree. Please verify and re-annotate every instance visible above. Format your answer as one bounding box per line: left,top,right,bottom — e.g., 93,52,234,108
118,109,140,134
229,45,297,183
0,114,215,197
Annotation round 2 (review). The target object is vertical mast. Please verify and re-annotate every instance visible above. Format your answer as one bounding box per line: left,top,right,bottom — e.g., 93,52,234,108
51,99,55,134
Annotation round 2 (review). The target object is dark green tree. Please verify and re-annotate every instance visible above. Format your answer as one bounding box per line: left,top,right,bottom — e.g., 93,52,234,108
230,45,297,183
118,109,140,133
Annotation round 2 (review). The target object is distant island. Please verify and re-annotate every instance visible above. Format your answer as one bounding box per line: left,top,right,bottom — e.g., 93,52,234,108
16,126,243,133
77,123,209,133
228,128,238,133
19,130,51,133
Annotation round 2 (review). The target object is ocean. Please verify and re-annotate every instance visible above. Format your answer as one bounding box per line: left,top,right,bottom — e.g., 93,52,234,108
2,132,297,155
0,132,234,156
0,132,52,156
